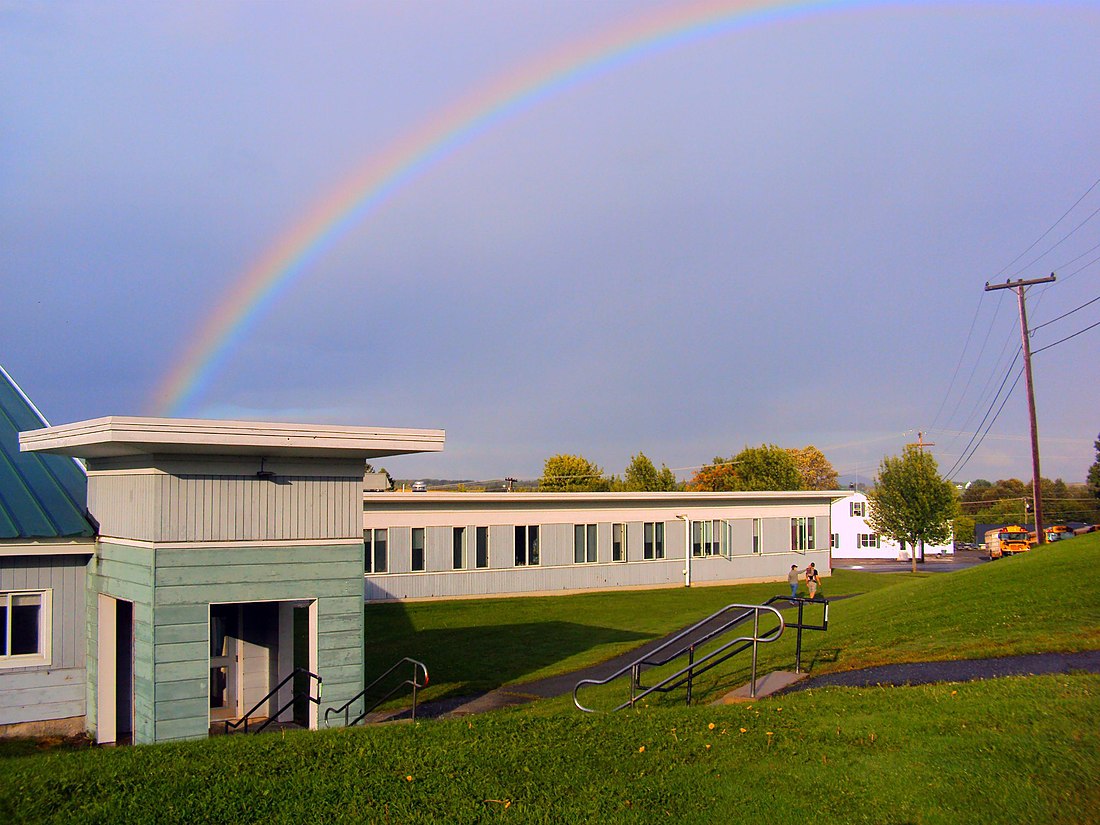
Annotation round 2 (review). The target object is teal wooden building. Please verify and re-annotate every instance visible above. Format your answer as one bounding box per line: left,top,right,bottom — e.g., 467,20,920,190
14,413,443,744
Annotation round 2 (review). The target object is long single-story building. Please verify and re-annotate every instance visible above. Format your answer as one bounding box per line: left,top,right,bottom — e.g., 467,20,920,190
3,368,847,743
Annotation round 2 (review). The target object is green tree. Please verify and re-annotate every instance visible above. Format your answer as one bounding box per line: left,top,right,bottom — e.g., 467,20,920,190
786,445,839,490
1089,433,1100,500
538,454,610,492
618,453,680,492
867,446,959,573
690,445,801,492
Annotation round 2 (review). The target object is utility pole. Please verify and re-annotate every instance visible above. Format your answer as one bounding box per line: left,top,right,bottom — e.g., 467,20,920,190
984,273,1056,545
906,432,936,453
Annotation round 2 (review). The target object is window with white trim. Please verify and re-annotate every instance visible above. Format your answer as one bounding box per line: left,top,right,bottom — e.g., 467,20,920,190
411,527,425,572
850,501,866,518
752,519,763,554
612,523,626,562
453,527,467,569
791,517,816,552
858,533,881,548
574,524,598,563
691,520,725,557
475,526,489,568
831,533,840,549
1,590,50,666
366,529,387,573
643,522,664,560
514,525,540,566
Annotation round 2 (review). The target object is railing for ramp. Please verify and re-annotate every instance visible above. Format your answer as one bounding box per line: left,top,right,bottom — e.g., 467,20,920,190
324,657,429,727
573,595,830,712
574,603,785,712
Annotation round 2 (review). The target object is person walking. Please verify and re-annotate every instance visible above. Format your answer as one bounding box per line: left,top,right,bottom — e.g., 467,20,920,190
787,564,800,599
805,562,820,599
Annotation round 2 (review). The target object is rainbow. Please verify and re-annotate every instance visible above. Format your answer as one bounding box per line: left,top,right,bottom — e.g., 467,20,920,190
152,0,1023,415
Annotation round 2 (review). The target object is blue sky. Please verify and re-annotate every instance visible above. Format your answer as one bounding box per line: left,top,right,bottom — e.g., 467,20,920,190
2,1,1098,484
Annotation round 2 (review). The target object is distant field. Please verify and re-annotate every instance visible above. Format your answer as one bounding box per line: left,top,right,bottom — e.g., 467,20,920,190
1,534,1097,823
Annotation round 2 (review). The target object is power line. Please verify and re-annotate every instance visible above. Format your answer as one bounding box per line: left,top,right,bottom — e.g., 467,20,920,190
946,366,1024,482
929,292,986,431
1009,202,1100,278
1031,293,1100,333
1032,318,1100,355
995,175,1100,277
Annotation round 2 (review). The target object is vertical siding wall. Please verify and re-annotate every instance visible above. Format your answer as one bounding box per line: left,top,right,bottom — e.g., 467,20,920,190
0,553,91,727
364,496,835,601
87,458,365,543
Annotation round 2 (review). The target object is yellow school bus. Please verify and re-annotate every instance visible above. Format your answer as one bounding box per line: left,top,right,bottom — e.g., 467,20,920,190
985,525,1032,559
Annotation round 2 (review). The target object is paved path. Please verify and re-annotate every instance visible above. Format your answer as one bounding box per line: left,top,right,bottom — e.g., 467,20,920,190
782,649,1100,692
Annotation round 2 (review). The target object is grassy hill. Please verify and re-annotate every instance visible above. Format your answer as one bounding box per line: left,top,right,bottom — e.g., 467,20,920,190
1,534,1097,823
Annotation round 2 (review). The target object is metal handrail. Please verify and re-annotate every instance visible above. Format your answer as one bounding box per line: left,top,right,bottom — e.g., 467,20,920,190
574,603,785,712
223,667,322,735
324,657,429,727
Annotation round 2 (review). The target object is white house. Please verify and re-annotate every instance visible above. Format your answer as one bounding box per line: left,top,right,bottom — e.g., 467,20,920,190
829,492,953,560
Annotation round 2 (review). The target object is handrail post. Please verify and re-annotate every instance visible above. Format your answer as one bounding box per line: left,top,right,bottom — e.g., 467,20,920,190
686,644,695,705
795,599,804,674
750,608,760,699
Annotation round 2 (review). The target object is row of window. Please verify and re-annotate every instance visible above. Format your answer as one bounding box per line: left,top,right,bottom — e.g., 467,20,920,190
366,517,819,574
1,590,49,667
830,532,881,549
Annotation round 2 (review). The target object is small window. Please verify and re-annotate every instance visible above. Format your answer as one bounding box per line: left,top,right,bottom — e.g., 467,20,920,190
411,527,425,572
691,520,723,557
453,527,467,570
752,519,763,554
1,590,50,666
850,501,866,518
831,532,839,549
791,517,816,552
643,522,664,560
366,529,388,573
475,527,489,569
612,523,626,562
574,524,598,563
858,533,880,548
514,525,540,566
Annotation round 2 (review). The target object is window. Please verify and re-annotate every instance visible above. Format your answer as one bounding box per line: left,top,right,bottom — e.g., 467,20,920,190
574,524,598,563
453,527,467,569
692,520,724,557
1,590,50,665
752,519,763,554
791,517,816,552
514,525,540,566
831,533,839,549
643,522,664,560
850,501,866,518
411,527,425,572
858,533,881,548
475,527,489,568
366,529,388,573
612,523,626,562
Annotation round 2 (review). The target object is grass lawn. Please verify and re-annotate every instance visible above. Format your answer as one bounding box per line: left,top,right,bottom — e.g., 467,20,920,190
1,533,1097,823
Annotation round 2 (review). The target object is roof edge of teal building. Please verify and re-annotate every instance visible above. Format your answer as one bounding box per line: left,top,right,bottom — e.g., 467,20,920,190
0,364,95,539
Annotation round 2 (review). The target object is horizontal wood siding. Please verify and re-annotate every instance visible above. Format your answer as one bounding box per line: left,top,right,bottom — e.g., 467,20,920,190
151,543,364,743
0,553,88,673
0,667,86,726
95,542,156,744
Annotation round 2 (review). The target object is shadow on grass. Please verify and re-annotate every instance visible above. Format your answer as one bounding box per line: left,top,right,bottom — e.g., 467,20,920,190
363,618,651,702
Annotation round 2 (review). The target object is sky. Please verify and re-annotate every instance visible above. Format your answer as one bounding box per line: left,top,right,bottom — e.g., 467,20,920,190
2,1,1098,485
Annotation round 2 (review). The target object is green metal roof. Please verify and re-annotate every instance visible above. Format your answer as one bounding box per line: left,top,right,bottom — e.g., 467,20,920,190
0,365,94,539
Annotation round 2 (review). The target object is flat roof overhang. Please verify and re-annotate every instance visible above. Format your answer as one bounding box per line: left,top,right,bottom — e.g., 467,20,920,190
20,416,445,460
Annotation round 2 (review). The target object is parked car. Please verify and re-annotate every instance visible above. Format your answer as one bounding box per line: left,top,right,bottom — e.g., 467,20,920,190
411,480,428,492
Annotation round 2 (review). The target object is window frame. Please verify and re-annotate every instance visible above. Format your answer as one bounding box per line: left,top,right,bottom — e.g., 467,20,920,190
0,589,52,668
366,528,388,574
643,521,665,560
858,533,881,549
453,526,467,570
611,522,626,562
514,525,540,567
791,517,816,553
850,501,866,518
573,523,598,564
475,526,490,569
411,527,426,572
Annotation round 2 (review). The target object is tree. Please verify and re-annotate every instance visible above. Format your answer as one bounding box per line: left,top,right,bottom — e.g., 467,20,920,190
867,446,959,573
690,445,801,492
619,453,680,492
786,445,839,490
1089,433,1100,501
538,454,610,492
